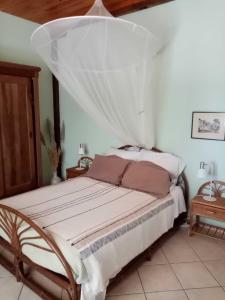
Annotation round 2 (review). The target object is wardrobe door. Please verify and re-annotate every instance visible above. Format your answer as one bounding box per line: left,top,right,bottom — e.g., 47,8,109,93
0,140,4,198
0,74,37,196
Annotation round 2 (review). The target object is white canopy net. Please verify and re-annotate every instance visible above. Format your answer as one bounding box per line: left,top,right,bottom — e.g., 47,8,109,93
31,0,160,147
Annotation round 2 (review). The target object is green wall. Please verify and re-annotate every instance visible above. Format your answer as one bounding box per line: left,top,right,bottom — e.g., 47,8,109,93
59,86,119,177
124,0,225,200
145,0,225,226
59,0,225,211
0,12,53,183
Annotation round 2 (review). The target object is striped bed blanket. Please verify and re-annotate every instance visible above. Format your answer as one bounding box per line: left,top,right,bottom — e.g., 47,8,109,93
1,177,185,300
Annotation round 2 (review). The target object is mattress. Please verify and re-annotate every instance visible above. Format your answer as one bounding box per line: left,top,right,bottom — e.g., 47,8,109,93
0,177,186,300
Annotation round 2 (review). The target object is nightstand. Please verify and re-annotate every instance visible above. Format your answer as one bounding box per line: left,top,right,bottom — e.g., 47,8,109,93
66,156,93,179
66,167,87,179
189,180,225,240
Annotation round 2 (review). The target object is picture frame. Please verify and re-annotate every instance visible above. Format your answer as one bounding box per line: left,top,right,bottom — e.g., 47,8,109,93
191,112,225,141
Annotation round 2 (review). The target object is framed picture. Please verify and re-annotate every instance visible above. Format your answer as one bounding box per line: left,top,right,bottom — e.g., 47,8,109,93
191,112,225,141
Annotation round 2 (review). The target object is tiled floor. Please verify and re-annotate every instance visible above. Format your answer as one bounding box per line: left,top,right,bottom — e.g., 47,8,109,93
1,227,225,299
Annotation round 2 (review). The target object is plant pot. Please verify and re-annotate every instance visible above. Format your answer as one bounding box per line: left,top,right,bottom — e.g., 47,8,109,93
51,171,61,185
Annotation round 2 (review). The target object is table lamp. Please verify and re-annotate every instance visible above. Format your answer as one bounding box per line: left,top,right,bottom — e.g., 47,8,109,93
77,144,85,170
197,161,216,202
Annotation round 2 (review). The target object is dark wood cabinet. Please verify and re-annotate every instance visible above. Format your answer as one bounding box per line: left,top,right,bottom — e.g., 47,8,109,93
0,61,42,198
0,141,4,198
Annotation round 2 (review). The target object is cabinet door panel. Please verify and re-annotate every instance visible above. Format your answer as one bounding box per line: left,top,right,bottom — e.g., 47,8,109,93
0,139,4,198
0,74,36,196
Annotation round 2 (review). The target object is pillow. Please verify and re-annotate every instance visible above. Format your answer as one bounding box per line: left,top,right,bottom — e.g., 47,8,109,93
139,149,185,183
105,147,141,160
125,146,141,152
121,161,171,198
86,155,130,185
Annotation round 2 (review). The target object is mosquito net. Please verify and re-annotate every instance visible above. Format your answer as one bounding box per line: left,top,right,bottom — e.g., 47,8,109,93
31,0,160,147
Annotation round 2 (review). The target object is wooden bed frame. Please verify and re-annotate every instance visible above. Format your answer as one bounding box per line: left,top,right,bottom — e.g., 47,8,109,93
0,146,188,300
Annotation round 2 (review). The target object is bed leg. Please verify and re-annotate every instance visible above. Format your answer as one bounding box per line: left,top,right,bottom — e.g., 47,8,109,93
146,249,151,261
14,256,24,282
67,283,80,300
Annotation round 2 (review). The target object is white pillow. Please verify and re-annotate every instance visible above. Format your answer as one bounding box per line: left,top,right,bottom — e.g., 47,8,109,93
105,147,141,160
139,149,186,183
126,146,141,152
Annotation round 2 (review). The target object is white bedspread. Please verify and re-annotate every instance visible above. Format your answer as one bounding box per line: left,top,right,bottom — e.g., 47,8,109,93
0,177,186,300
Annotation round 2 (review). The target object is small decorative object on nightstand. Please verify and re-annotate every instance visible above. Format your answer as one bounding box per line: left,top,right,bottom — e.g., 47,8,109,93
189,180,225,240
197,161,216,202
77,144,85,170
66,156,93,179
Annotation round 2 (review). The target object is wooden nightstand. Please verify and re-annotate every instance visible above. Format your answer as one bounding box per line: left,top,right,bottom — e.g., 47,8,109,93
189,181,225,240
66,167,87,179
66,156,93,179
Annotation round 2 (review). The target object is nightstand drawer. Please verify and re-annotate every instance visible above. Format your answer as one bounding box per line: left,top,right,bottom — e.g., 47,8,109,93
66,167,87,179
192,204,225,221
67,170,80,179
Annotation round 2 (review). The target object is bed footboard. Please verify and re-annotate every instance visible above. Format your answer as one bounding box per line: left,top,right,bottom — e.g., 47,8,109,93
0,204,80,300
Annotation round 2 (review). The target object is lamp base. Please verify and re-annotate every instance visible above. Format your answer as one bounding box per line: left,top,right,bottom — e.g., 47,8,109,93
203,195,217,202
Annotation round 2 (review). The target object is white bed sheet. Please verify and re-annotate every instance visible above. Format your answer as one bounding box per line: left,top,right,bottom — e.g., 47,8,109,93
0,178,186,300
79,185,185,300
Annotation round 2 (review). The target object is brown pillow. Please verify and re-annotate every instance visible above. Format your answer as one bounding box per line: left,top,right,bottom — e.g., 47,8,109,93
121,161,171,198
86,155,130,185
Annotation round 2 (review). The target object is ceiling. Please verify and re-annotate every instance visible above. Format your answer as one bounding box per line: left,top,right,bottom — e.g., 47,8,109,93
0,0,173,24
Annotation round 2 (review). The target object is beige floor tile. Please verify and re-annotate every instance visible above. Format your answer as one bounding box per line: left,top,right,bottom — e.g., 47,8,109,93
171,262,219,289
106,294,146,300
0,264,13,277
215,241,225,254
146,290,188,300
163,232,186,247
0,277,23,300
185,287,225,300
138,264,182,292
107,270,143,295
28,271,62,299
143,248,168,265
162,240,199,263
176,227,190,239
204,260,225,286
216,239,225,248
187,236,225,261
19,285,42,300
178,226,189,235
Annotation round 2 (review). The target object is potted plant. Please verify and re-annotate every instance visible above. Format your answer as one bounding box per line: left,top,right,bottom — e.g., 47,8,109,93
41,119,62,185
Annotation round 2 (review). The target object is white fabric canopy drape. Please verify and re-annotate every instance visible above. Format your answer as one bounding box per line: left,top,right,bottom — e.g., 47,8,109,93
31,0,160,147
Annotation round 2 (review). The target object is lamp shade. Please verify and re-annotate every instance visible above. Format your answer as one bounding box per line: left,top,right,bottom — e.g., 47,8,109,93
197,167,208,179
78,144,85,155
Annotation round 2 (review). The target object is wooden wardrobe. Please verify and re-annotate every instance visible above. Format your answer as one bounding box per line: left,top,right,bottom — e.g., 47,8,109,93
0,61,42,199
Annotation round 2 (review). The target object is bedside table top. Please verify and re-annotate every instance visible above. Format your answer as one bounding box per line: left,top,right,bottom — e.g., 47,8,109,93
192,195,225,210
67,166,87,173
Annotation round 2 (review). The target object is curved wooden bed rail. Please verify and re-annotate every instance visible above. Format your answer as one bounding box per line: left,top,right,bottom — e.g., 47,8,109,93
0,204,80,300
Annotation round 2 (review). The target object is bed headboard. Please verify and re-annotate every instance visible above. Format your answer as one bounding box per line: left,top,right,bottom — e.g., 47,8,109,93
118,145,189,210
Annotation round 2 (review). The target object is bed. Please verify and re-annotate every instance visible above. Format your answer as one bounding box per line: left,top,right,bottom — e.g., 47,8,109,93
0,147,188,300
